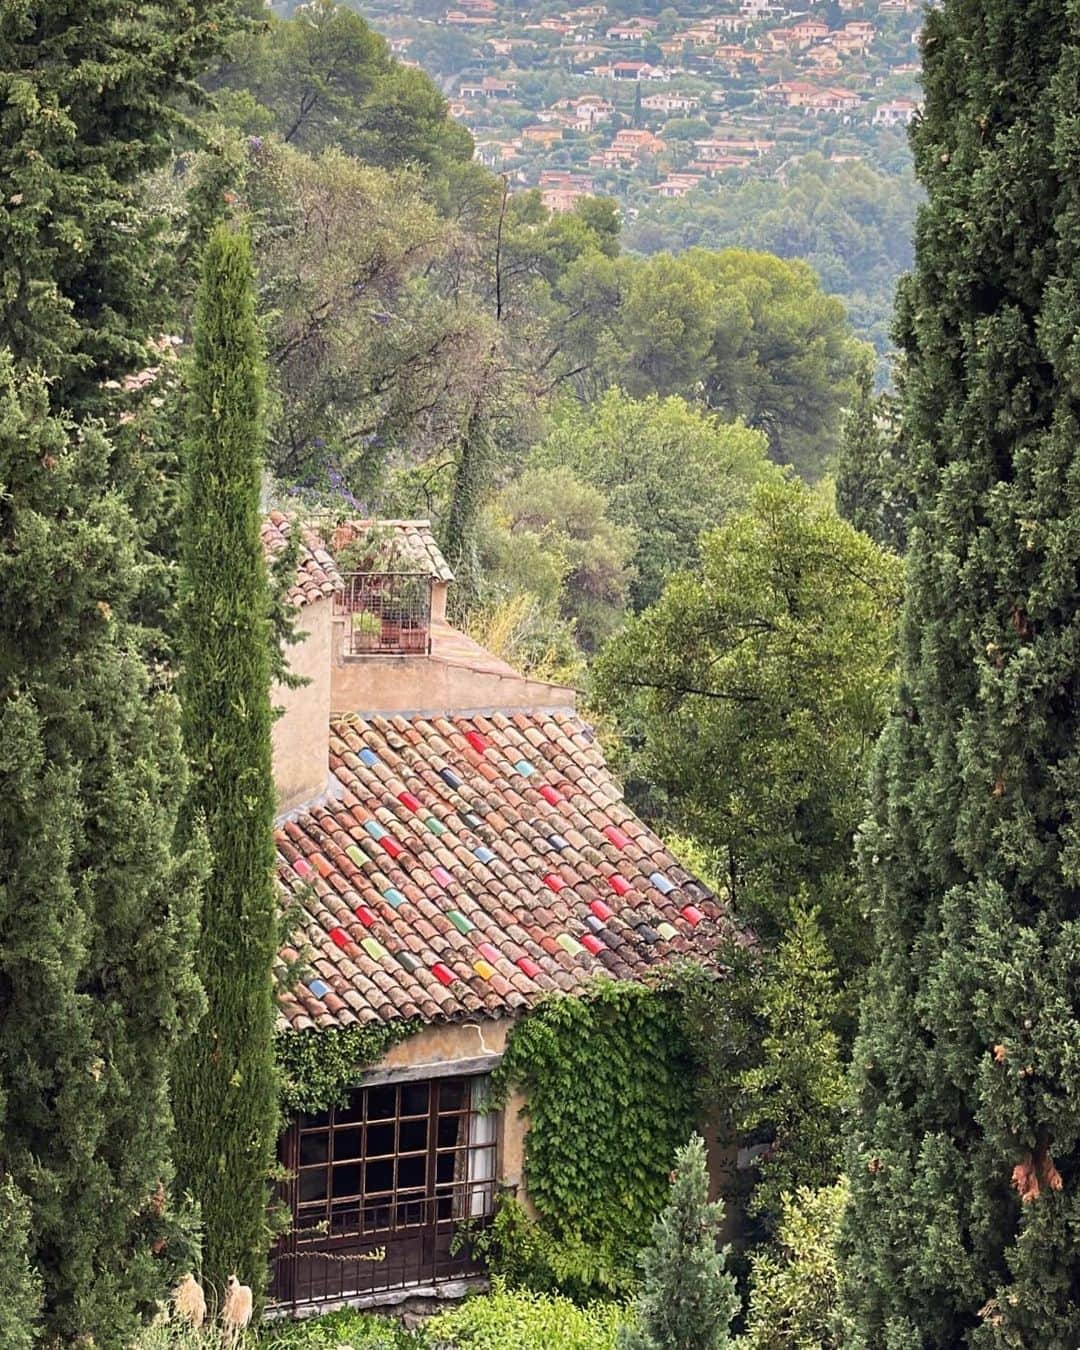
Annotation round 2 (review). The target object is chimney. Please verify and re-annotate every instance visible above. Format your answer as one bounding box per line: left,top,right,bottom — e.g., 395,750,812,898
267,514,576,780
263,513,343,813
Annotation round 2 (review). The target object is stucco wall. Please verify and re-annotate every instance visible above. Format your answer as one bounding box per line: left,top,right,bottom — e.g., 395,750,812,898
331,646,572,718
272,598,333,813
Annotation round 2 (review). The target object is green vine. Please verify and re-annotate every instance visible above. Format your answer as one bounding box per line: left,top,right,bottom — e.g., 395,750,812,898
276,1021,421,1115
489,981,700,1297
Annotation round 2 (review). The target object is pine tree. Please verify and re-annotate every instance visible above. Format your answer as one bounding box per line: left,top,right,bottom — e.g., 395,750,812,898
173,226,279,1307
845,3,1080,1344
619,1135,738,1350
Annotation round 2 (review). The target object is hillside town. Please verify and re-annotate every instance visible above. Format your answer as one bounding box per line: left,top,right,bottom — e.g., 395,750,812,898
362,0,924,207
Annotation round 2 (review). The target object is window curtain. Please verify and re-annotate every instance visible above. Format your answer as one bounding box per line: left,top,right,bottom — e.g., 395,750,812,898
467,1075,497,1218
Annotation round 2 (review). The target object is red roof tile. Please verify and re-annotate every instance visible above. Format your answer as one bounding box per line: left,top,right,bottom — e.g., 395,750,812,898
275,711,735,1031
262,511,344,610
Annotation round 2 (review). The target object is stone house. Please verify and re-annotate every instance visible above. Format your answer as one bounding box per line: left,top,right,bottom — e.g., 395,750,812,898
263,516,731,1315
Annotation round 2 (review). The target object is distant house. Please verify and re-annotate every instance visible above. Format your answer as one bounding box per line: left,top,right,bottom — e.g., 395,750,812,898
611,60,668,81
788,18,830,45
473,139,523,168
873,97,919,127
263,517,732,1315
606,18,657,40
611,127,666,155
765,80,860,113
444,9,490,26
641,91,700,114
655,172,706,197
522,124,565,147
694,134,774,160
459,76,516,100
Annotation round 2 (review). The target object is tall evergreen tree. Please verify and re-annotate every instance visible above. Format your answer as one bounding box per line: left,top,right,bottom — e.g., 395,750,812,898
0,7,232,1343
0,370,204,1344
0,1,233,409
619,1134,738,1350
173,226,279,1307
845,3,1080,1344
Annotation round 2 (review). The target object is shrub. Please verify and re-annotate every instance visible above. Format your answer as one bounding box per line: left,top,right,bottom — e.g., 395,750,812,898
421,1279,631,1349
260,1306,413,1348
619,1135,738,1350
737,1183,851,1349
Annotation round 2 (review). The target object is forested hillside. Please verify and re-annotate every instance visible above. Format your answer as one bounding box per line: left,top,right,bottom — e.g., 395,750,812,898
172,0,867,681
293,0,923,357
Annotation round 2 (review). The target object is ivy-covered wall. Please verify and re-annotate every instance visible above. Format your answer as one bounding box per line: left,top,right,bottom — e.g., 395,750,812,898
489,981,700,1296
276,1021,421,1115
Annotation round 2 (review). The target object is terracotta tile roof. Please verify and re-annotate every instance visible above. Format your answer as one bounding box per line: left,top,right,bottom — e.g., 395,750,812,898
263,511,344,609
330,520,455,584
275,710,733,1032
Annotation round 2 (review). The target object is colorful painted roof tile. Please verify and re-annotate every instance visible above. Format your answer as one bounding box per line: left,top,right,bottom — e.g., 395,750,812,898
275,711,736,1030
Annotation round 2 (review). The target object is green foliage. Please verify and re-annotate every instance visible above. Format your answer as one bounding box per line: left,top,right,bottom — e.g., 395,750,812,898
594,477,902,975
0,370,204,1343
259,1304,413,1348
276,1022,421,1115
0,1178,42,1350
625,155,919,360
207,0,469,177
738,1184,851,1350
172,228,278,1305
421,1278,631,1349
534,390,772,610
0,0,234,407
593,249,859,481
669,909,846,1236
844,2,1080,1343
619,1135,738,1350
478,463,637,651
737,906,847,1220
490,983,700,1296
835,350,910,554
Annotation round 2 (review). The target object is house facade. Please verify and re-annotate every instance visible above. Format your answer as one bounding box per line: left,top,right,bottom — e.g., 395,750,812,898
264,516,731,1314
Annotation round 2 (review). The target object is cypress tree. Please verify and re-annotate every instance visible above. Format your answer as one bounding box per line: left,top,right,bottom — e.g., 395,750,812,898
0,8,233,1339
0,1177,43,1350
620,1134,738,1350
845,3,1080,1344
173,226,279,1307
0,370,204,1344
0,1,234,409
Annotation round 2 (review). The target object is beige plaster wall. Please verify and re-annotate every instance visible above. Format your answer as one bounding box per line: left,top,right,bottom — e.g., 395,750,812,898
331,646,572,718
273,598,333,813
365,1024,737,1232
431,580,449,623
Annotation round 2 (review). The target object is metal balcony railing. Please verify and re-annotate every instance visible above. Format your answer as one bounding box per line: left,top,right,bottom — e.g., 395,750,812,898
335,572,433,658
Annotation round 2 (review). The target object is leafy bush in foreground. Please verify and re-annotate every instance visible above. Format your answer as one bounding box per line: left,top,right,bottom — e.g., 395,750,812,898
421,1280,630,1349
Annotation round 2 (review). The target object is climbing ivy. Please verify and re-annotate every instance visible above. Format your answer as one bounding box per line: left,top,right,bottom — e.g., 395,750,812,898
276,1022,421,1115
489,981,700,1296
